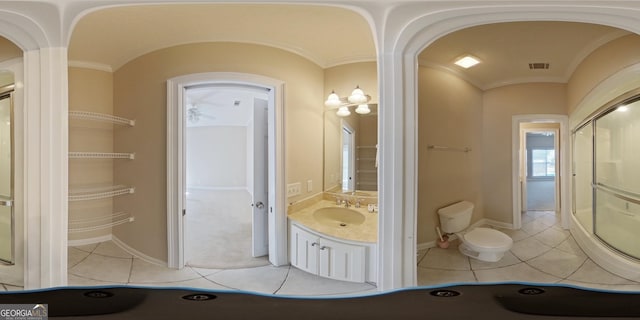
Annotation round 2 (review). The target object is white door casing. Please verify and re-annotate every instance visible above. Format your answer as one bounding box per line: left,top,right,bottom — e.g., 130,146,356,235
167,72,286,268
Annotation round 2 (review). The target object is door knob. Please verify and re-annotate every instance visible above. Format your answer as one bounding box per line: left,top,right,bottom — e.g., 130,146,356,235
255,201,264,209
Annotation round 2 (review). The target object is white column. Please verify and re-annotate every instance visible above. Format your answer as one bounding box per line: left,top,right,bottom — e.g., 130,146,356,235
23,47,68,289
377,49,418,290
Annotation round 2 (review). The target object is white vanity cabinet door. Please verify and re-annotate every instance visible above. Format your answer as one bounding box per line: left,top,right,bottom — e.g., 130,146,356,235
290,222,366,283
318,237,366,283
290,224,319,275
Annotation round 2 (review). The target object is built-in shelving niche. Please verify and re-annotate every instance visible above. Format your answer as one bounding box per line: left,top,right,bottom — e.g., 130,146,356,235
356,145,377,190
68,111,136,239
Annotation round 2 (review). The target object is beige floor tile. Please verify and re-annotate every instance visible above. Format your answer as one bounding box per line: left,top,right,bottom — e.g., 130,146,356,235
67,274,126,286
71,243,99,253
521,219,552,236
205,265,289,294
473,262,561,283
527,248,587,278
538,212,560,227
68,254,132,283
510,237,552,261
555,237,586,258
68,247,91,268
128,277,230,291
277,267,376,297
129,259,202,283
416,267,476,286
1,284,23,291
533,227,569,247
92,241,134,259
567,259,637,285
189,266,224,277
418,246,470,271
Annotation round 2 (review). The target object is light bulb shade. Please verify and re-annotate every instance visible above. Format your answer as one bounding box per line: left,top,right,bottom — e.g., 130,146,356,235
355,104,370,114
325,91,341,107
348,86,367,104
336,106,351,117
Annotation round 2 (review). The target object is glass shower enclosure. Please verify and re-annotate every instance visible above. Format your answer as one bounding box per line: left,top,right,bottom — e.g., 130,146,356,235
0,85,14,265
573,92,640,259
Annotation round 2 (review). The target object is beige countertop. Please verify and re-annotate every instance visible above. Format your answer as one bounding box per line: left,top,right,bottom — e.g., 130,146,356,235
288,200,378,243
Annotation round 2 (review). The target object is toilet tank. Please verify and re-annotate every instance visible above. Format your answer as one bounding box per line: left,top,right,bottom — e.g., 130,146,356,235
437,201,474,233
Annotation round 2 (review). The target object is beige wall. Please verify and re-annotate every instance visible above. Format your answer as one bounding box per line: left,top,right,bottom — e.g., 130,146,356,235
112,42,325,261
417,66,483,244
482,83,566,223
568,34,640,117
68,67,115,242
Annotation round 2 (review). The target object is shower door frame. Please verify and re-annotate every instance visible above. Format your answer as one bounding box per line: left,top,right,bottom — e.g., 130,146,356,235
578,90,640,260
0,84,14,265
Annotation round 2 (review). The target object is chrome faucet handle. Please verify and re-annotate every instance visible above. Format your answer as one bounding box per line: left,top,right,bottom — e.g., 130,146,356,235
335,196,342,205
354,198,362,208
342,199,351,208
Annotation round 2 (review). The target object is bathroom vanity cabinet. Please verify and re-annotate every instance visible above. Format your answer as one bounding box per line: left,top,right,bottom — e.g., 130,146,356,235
289,222,374,283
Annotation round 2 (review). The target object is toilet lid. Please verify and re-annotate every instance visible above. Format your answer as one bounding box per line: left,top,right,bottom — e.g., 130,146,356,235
464,228,512,249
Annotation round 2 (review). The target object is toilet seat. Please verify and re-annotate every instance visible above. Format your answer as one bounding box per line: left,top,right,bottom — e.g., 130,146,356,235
462,227,512,251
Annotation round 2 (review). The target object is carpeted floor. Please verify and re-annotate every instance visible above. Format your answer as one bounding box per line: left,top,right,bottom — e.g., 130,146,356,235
185,189,269,269
526,179,555,211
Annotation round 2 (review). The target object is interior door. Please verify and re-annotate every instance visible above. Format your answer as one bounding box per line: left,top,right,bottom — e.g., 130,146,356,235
0,89,14,264
341,123,355,191
252,98,269,257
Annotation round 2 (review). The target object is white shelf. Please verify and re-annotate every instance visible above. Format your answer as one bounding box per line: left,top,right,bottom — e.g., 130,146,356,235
69,110,135,127
69,212,134,233
69,185,135,202
69,152,135,159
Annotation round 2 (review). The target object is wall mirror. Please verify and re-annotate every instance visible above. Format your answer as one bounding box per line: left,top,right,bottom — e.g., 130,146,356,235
323,103,378,198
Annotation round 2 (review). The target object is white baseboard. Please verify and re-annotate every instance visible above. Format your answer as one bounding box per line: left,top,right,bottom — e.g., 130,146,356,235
68,235,112,247
483,218,514,230
112,235,167,267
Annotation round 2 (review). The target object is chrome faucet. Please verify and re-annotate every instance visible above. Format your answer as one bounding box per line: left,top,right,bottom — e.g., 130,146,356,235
342,199,351,208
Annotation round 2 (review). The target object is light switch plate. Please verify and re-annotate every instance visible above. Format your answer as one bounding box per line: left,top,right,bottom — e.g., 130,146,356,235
287,182,301,197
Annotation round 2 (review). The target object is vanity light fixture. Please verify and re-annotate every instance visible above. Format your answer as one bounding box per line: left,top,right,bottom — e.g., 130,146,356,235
348,85,368,104
325,85,372,117
454,55,481,69
355,104,371,115
324,90,341,108
336,106,351,117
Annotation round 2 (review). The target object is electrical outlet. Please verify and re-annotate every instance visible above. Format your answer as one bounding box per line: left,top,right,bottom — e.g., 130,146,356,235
287,182,301,197
307,180,313,193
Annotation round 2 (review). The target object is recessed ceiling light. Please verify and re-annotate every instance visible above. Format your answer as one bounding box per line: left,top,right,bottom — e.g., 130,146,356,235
454,55,481,69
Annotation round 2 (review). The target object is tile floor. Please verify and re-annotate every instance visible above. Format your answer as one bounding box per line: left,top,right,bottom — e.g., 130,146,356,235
418,211,640,291
3,210,640,295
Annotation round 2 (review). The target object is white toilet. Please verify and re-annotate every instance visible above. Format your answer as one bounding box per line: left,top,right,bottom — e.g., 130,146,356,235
437,200,513,262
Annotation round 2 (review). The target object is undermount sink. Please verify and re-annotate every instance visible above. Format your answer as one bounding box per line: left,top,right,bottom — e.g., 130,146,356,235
313,207,366,227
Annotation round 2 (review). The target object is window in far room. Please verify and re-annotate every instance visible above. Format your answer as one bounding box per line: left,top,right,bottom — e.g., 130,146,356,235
531,149,555,177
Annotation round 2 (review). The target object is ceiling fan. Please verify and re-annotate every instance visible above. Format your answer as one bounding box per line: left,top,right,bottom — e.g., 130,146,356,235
186,104,216,123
